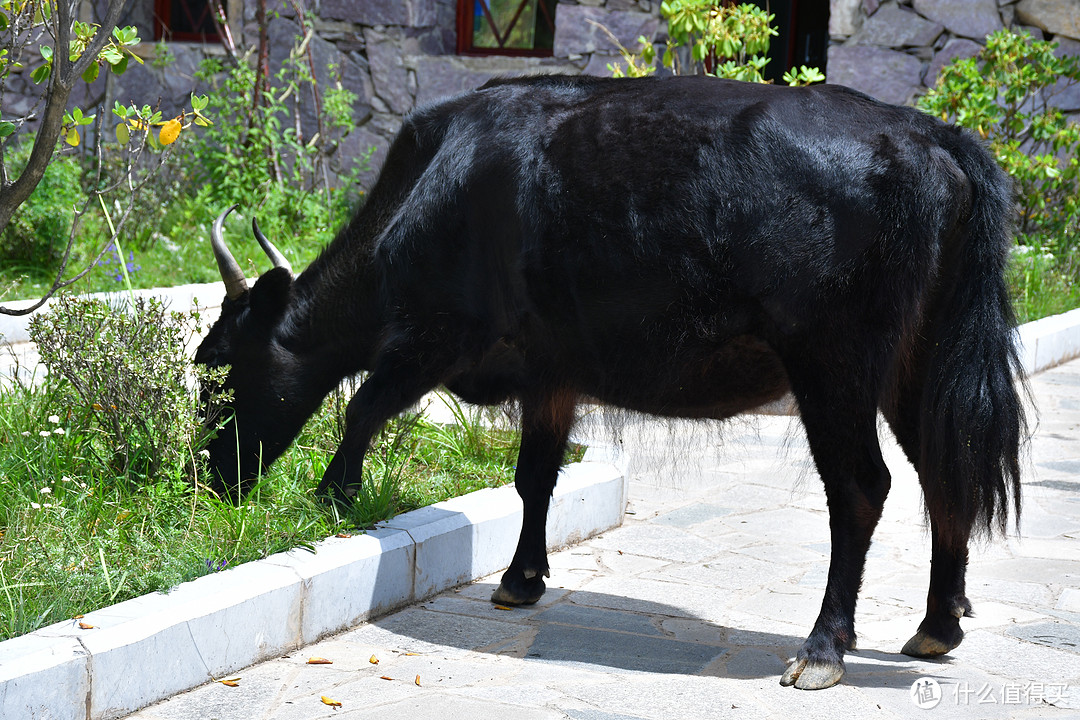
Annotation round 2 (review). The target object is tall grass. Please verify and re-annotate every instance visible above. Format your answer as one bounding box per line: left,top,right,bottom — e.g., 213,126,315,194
1008,243,1080,325
0,363,524,641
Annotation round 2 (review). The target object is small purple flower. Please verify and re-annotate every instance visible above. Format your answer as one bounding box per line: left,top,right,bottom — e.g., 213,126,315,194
204,558,228,573
96,243,140,282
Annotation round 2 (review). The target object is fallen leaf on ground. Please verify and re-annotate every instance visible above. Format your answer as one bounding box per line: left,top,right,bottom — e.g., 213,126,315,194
379,676,393,681
368,654,379,665
403,652,421,656
78,622,95,629
414,675,421,686
335,532,352,538
493,605,513,611
218,678,241,687
307,657,333,665
321,695,342,707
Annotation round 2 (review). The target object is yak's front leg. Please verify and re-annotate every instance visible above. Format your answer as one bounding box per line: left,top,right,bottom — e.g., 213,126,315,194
316,348,443,500
780,377,891,690
492,390,577,606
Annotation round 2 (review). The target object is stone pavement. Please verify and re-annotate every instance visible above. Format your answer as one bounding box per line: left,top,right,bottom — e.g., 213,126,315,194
123,360,1080,720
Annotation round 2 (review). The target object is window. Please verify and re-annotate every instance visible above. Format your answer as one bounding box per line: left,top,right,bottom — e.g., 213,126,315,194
154,0,222,43
456,0,555,56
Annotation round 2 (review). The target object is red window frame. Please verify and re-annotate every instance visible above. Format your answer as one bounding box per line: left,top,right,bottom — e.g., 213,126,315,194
154,0,222,43
456,0,555,57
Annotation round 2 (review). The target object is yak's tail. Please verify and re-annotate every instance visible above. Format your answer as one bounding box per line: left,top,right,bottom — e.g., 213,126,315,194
920,130,1028,542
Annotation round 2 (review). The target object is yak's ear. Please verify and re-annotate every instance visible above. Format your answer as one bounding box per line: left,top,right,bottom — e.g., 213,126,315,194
249,266,293,324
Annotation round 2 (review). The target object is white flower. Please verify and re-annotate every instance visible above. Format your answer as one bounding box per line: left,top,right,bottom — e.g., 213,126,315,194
53,428,66,435
199,449,210,458
61,476,72,483
39,487,52,494
48,415,60,424
30,502,41,510
21,431,29,437
39,430,51,438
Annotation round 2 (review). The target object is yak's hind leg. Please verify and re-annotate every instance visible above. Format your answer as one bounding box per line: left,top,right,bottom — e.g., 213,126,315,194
491,389,577,606
780,360,892,690
882,383,973,658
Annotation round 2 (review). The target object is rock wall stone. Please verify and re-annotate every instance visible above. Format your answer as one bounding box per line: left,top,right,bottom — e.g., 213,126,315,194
84,0,658,192
827,0,1080,111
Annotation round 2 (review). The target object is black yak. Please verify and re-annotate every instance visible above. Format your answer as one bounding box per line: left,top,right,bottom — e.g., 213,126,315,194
194,74,1026,689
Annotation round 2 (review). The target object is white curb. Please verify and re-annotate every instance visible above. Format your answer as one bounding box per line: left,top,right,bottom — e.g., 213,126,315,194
0,459,626,720
0,282,228,347
1017,306,1080,376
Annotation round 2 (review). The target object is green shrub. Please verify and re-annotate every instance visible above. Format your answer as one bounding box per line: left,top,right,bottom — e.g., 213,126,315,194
918,29,1080,243
0,145,86,269
609,1,823,85
169,42,368,251
28,295,227,481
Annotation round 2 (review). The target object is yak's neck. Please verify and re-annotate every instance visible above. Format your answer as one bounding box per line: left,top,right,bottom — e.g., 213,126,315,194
283,230,381,385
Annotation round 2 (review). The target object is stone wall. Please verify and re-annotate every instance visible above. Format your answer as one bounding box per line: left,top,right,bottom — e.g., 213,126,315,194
826,0,1080,114
9,0,1077,189
103,0,659,189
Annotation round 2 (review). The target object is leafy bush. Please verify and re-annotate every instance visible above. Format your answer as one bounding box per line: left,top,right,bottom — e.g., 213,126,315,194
28,295,227,480
609,1,823,85
918,29,1080,244
172,39,368,248
0,145,86,269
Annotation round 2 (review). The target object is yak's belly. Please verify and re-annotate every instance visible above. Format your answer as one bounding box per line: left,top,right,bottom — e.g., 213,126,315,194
581,334,791,420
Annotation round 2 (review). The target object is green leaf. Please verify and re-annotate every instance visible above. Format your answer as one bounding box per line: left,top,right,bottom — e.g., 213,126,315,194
0,120,15,137
115,122,130,145
82,61,100,83
31,64,50,84
101,47,124,65
40,45,53,62
110,55,129,75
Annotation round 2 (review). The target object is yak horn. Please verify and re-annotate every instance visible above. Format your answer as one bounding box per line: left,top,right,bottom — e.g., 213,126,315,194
211,204,249,300
252,217,293,275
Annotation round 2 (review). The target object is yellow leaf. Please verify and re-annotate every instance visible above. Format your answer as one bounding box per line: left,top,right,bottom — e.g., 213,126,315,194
379,675,393,681
321,696,342,707
307,657,333,665
65,127,80,146
220,679,240,687
159,118,181,145
493,605,513,611
414,675,421,686
92,403,104,411
115,122,130,145
368,654,379,665
78,622,95,629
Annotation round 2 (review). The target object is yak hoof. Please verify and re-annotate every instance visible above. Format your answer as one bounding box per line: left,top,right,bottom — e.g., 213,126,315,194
901,629,961,658
780,657,845,690
491,570,546,606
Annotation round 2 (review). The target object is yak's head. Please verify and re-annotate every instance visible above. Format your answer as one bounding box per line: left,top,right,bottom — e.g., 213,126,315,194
195,205,311,498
